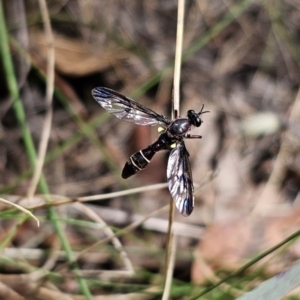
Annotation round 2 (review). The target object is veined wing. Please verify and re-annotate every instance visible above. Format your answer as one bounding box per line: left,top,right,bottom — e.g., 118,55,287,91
92,87,170,126
167,141,194,216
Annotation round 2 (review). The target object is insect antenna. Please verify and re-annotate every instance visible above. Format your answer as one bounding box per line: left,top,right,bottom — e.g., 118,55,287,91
198,104,210,116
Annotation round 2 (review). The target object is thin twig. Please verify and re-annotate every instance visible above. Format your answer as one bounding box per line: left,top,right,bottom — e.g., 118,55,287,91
165,198,175,275
55,205,169,272
162,234,177,300
173,0,185,117
0,198,39,226
165,0,185,279
73,202,135,275
27,182,168,210
78,183,168,202
27,0,55,198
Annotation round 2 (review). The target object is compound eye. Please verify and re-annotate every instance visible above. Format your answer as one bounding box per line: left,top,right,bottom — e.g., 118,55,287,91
196,119,202,127
187,110,195,120
193,117,201,127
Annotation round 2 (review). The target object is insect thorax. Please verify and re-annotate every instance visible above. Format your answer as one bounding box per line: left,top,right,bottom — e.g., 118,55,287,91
168,118,191,136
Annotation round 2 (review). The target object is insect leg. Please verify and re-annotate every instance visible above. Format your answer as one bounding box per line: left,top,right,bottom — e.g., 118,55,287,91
184,134,202,139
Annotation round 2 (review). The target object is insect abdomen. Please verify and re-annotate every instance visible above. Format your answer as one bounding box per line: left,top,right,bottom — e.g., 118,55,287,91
122,147,155,179
122,133,173,179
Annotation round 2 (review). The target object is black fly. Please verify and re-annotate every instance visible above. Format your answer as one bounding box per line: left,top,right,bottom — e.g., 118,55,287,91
92,87,208,216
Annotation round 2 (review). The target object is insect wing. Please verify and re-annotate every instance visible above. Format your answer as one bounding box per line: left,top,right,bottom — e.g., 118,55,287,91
167,142,194,216
92,87,170,126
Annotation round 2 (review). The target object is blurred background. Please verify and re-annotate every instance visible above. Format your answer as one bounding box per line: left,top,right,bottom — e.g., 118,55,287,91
1,0,300,299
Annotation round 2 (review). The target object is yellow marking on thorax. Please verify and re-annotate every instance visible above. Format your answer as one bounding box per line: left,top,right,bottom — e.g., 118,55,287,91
157,126,165,133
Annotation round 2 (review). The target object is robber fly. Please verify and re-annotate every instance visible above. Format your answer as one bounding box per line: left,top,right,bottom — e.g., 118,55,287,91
92,87,208,216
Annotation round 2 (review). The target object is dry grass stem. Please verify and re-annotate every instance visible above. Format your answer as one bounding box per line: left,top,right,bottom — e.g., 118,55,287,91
27,0,55,198
162,234,177,300
73,202,134,275
0,197,39,226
